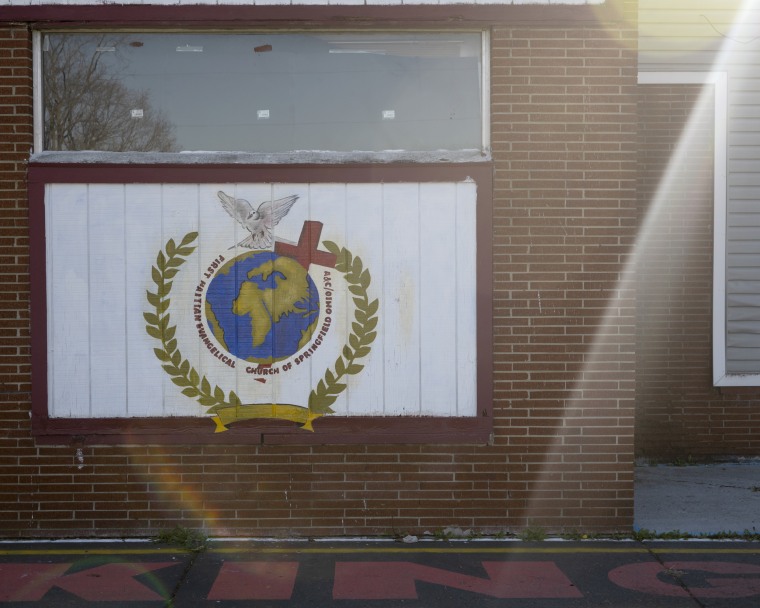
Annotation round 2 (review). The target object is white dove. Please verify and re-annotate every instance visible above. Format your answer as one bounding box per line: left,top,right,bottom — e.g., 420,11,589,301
217,190,299,250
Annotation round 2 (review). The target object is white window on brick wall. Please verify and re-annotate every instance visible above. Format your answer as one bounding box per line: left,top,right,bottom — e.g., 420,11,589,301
35,31,489,157
30,29,493,443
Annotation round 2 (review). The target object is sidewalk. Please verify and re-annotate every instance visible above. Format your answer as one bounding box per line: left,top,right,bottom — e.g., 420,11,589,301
635,461,760,535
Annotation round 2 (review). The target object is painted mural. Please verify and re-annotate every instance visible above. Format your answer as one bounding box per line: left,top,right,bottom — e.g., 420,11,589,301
45,182,478,430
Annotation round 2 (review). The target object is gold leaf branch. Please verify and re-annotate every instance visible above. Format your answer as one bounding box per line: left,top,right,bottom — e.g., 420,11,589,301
144,232,242,414
308,241,379,415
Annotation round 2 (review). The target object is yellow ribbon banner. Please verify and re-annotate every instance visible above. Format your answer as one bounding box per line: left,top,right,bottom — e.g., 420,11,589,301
212,404,320,432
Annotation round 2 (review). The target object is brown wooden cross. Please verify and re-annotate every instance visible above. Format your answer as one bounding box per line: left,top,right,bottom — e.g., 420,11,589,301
274,221,337,270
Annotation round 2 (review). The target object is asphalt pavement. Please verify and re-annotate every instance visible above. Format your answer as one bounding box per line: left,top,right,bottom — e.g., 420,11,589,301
2,539,760,606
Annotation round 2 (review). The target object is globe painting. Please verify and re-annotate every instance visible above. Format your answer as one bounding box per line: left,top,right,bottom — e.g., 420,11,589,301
204,251,320,364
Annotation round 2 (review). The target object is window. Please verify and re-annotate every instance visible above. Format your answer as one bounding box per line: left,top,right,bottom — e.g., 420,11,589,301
30,165,493,444
31,29,492,444
38,31,487,155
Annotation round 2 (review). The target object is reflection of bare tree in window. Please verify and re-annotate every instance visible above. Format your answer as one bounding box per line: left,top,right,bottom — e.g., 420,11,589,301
44,35,177,152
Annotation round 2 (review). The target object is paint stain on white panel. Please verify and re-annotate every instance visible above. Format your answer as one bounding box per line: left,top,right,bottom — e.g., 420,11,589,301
396,272,417,345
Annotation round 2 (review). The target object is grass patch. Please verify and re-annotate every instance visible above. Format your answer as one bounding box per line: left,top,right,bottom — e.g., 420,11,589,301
518,525,547,542
633,528,760,541
153,526,208,552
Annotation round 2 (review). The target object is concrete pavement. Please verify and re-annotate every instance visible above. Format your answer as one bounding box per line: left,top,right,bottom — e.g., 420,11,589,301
635,461,760,535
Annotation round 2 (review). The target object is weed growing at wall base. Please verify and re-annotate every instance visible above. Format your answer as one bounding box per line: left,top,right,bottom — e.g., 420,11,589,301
153,526,208,552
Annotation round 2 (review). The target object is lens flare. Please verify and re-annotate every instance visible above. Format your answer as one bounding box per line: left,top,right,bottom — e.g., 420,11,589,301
524,1,755,534
124,441,226,536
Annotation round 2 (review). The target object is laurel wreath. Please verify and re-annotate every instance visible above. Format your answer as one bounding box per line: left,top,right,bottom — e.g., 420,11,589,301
308,241,379,415
145,232,378,430
144,232,242,413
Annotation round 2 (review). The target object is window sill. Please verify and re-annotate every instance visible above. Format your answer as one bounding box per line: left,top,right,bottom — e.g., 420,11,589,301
31,149,491,166
32,416,494,446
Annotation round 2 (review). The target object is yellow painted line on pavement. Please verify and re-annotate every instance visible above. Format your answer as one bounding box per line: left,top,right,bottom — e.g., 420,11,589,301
648,547,760,555
0,547,185,557
213,546,760,556
2,545,760,557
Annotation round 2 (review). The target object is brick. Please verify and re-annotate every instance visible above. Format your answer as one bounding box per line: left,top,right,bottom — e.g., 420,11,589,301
0,15,644,539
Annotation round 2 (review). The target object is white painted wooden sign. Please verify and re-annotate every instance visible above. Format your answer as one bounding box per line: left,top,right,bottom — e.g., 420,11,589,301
45,181,478,430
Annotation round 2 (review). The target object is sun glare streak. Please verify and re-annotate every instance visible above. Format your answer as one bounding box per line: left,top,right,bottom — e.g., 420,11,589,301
523,1,755,533
125,443,224,536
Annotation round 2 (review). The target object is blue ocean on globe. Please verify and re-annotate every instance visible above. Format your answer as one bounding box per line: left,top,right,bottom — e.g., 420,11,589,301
204,251,320,364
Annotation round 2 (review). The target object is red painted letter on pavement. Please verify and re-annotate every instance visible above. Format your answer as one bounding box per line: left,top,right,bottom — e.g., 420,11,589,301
609,561,760,598
207,562,299,600
333,561,582,599
0,564,71,602
0,562,176,602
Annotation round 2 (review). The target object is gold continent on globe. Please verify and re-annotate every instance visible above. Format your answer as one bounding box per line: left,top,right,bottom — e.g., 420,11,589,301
204,251,320,364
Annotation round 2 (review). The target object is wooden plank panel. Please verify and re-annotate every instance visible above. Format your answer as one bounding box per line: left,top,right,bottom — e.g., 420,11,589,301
273,182,311,247
344,183,385,415
639,50,725,70
209,184,279,408
729,144,760,160
125,184,165,417
726,198,760,213
725,257,760,272
726,227,760,241
193,183,243,413
727,283,760,297
162,184,204,417
728,213,760,226
455,180,478,417
640,0,745,13
47,183,91,418
727,292,760,307
381,182,421,415
732,107,760,119
725,358,760,373
727,306,760,321
300,183,348,414
726,240,760,255
730,133,760,148
727,262,760,276
640,11,756,26
43,178,480,423
87,184,128,416
419,183,458,416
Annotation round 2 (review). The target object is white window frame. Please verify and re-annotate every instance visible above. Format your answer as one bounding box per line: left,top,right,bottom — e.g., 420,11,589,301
638,71,732,386
32,30,491,162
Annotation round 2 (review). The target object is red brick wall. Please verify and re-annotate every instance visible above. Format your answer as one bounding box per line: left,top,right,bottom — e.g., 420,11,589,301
0,25,34,535
636,85,760,460
0,7,638,539
491,17,637,530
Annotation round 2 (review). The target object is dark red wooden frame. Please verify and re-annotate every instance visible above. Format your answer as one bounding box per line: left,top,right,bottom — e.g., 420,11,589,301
2,3,615,28
19,0,622,444
28,162,493,445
